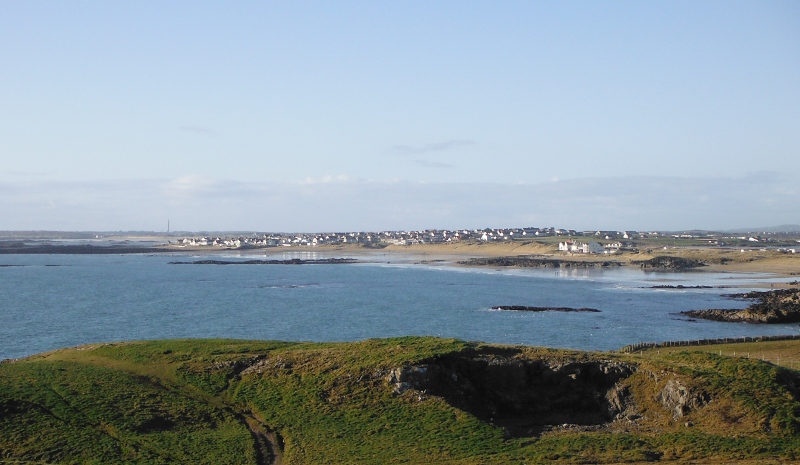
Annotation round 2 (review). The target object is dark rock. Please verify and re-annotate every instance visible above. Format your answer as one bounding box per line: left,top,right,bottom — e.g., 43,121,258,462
0,244,175,254
681,288,800,323
459,256,623,268
632,256,707,270
650,285,713,289
658,379,709,420
386,347,636,437
492,306,601,313
169,258,357,265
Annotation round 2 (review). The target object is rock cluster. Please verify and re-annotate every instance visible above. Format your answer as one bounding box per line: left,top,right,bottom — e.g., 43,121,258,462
632,256,706,270
681,288,800,323
658,379,710,420
169,258,357,265
459,256,623,268
492,306,601,313
385,348,637,436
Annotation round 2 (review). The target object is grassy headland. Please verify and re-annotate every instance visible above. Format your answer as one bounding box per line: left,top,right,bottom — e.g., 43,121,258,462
3,337,800,464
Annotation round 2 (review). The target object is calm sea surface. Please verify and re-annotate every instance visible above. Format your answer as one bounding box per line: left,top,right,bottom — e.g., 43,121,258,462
1,252,797,359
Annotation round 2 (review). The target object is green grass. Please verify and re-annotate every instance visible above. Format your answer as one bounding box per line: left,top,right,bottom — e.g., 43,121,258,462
3,337,800,463
0,359,253,464
653,351,799,433
229,340,509,464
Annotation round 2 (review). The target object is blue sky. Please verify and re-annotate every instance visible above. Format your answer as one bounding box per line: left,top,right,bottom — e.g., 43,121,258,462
1,1,798,231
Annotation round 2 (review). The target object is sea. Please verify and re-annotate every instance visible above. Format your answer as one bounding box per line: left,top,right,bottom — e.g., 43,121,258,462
1,251,797,360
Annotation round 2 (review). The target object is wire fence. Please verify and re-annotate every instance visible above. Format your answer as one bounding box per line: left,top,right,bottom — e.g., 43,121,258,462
618,334,800,354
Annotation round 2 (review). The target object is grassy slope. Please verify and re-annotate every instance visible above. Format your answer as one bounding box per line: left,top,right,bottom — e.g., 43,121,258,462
1,337,799,464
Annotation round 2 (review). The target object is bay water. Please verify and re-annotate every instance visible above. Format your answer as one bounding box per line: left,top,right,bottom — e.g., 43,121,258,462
1,252,797,360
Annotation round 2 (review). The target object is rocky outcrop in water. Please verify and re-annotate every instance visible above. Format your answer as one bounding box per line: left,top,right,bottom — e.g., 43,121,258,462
633,256,706,270
492,306,601,313
459,256,623,268
169,258,357,265
0,244,175,254
681,288,800,323
650,285,714,289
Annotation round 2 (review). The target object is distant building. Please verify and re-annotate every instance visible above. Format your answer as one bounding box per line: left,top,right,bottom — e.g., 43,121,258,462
558,240,604,254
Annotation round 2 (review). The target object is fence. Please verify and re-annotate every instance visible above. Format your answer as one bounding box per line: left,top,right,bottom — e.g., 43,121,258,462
618,334,800,354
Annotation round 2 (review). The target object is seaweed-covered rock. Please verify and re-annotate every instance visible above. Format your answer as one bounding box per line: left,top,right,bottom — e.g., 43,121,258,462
633,256,706,270
459,256,622,268
492,306,601,313
681,288,800,323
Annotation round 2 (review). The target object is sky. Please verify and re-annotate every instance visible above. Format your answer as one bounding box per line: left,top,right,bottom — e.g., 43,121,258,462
1,1,798,232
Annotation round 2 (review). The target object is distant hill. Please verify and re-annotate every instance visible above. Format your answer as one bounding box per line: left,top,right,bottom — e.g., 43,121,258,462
725,224,800,233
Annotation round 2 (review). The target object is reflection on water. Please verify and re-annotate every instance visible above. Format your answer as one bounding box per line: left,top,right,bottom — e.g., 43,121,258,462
553,269,594,279
280,251,320,260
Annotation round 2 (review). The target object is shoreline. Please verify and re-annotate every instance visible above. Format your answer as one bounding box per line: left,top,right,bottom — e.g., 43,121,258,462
1,241,798,282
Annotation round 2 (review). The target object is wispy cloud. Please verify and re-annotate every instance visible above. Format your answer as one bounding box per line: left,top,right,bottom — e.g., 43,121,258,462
1,173,797,232
295,174,353,185
413,160,455,169
162,175,220,201
7,170,50,177
177,125,215,135
165,175,217,191
391,139,475,155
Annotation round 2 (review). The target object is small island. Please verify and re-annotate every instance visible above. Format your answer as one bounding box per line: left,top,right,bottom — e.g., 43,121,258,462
460,257,623,268
168,258,358,265
492,305,601,313
650,285,714,289
632,256,707,270
459,255,711,271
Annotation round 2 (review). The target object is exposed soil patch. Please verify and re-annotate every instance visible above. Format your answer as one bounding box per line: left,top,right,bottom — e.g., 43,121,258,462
240,411,283,465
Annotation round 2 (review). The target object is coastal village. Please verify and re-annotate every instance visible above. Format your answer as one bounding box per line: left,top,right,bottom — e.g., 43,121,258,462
168,227,798,254
170,227,634,250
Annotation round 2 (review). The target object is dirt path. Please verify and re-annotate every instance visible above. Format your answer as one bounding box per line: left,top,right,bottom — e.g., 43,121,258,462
241,411,283,465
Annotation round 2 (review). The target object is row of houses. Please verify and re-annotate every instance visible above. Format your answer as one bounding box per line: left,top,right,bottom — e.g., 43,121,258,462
170,227,647,250
172,227,573,248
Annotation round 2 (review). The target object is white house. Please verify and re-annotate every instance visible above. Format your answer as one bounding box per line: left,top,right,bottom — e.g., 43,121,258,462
584,241,605,254
558,240,605,254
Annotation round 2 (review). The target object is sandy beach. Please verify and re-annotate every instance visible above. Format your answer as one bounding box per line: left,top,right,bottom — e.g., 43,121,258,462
180,240,800,281
5,236,798,282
